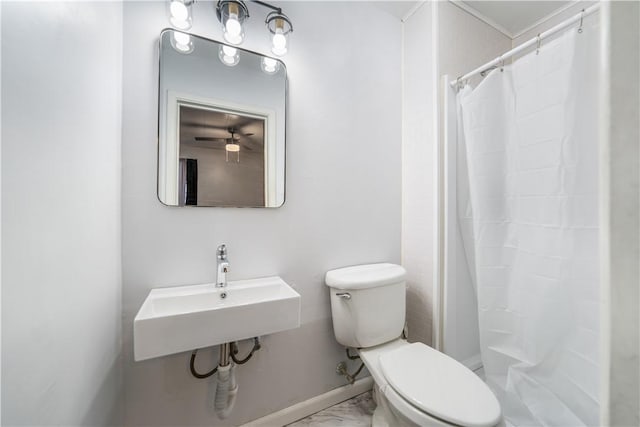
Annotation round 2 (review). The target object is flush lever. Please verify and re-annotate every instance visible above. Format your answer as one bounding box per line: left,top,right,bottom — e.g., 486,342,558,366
336,292,351,300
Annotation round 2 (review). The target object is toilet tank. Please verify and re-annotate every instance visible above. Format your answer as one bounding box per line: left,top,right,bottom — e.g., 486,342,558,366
325,263,407,348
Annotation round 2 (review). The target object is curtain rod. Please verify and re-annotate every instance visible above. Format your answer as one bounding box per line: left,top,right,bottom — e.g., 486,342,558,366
450,3,600,88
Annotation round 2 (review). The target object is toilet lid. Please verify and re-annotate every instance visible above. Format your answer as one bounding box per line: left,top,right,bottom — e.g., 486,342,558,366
379,343,501,427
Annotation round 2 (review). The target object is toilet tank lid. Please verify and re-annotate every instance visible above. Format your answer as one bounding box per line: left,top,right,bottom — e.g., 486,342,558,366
325,263,407,290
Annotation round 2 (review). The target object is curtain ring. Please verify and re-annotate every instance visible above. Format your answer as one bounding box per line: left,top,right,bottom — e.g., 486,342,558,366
536,34,542,55
500,58,505,72
578,9,585,33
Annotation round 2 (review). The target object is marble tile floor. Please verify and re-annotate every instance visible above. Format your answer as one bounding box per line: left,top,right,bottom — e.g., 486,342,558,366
286,367,486,426
286,391,376,427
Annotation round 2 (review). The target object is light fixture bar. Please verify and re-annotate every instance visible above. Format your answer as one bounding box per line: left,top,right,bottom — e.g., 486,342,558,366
251,0,282,14
249,0,295,56
211,0,293,55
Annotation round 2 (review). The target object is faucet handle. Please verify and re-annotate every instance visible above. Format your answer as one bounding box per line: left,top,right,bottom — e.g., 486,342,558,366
217,244,227,260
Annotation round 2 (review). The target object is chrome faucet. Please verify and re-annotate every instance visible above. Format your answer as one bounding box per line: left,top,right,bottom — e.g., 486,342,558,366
216,244,229,289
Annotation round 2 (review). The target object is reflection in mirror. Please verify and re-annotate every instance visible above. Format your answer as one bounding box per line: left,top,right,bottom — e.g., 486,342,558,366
178,106,266,206
158,29,286,207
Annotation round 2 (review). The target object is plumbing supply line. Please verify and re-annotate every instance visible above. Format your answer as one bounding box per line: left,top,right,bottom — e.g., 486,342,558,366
190,350,218,379
339,362,365,385
189,338,262,379
450,3,600,88
346,348,360,360
231,338,261,364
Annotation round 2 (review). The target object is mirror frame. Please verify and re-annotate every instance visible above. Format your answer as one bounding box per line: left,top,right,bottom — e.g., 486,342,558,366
157,29,287,208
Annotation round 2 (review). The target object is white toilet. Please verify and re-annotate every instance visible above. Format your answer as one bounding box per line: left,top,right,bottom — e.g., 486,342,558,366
326,263,502,427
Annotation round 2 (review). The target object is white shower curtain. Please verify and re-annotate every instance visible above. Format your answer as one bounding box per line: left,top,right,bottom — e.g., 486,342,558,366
456,19,600,427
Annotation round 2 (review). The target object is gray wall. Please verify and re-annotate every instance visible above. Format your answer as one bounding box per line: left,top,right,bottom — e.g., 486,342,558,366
402,2,437,347
1,2,123,425
179,146,265,206
122,1,402,425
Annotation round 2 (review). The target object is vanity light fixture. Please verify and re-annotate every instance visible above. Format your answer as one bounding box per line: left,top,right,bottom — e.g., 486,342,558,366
218,44,240,66
216,0,249,45
168,0,193,30
265,11,292,57
215,0,293,56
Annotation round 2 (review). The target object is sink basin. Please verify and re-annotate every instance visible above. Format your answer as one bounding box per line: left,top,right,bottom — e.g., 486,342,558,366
134,276,301,361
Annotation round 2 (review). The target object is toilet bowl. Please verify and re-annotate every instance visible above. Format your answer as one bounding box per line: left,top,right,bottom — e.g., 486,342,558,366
325,263,501,427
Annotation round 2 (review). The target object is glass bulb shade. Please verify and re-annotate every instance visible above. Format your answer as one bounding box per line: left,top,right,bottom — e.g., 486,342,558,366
261,57,280,74
169,0,192,30
226,143,240,152
171,31,193,54
218,1,247,45
218,45,240,66
266,14,292,56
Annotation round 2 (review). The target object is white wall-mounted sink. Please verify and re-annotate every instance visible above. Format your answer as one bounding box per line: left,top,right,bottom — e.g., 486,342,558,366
134,276,301,361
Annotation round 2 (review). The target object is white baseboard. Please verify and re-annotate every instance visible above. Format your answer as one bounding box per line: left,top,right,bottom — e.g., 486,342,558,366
462,353,483,371
241,376,374,427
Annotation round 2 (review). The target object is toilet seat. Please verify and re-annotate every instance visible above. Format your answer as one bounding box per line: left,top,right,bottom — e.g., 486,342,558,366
378,343,501,427
378,382,451,426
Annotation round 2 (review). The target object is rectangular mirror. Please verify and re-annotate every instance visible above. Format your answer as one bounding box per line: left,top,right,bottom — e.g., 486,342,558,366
158,29,286,207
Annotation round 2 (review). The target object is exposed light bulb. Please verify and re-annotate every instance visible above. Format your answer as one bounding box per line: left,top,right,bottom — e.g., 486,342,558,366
223,56,237,65
225,15,242,37
271,25,288,56
224,20,244,44
222,3,245,45
170,1,188,21
263,57,277,68
174,32,190,46
273,33,286,49
261,57,280,74
218,45,240,66
172,31,193,53
169,0,191,30
271,18,287,56
222,45,237,56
